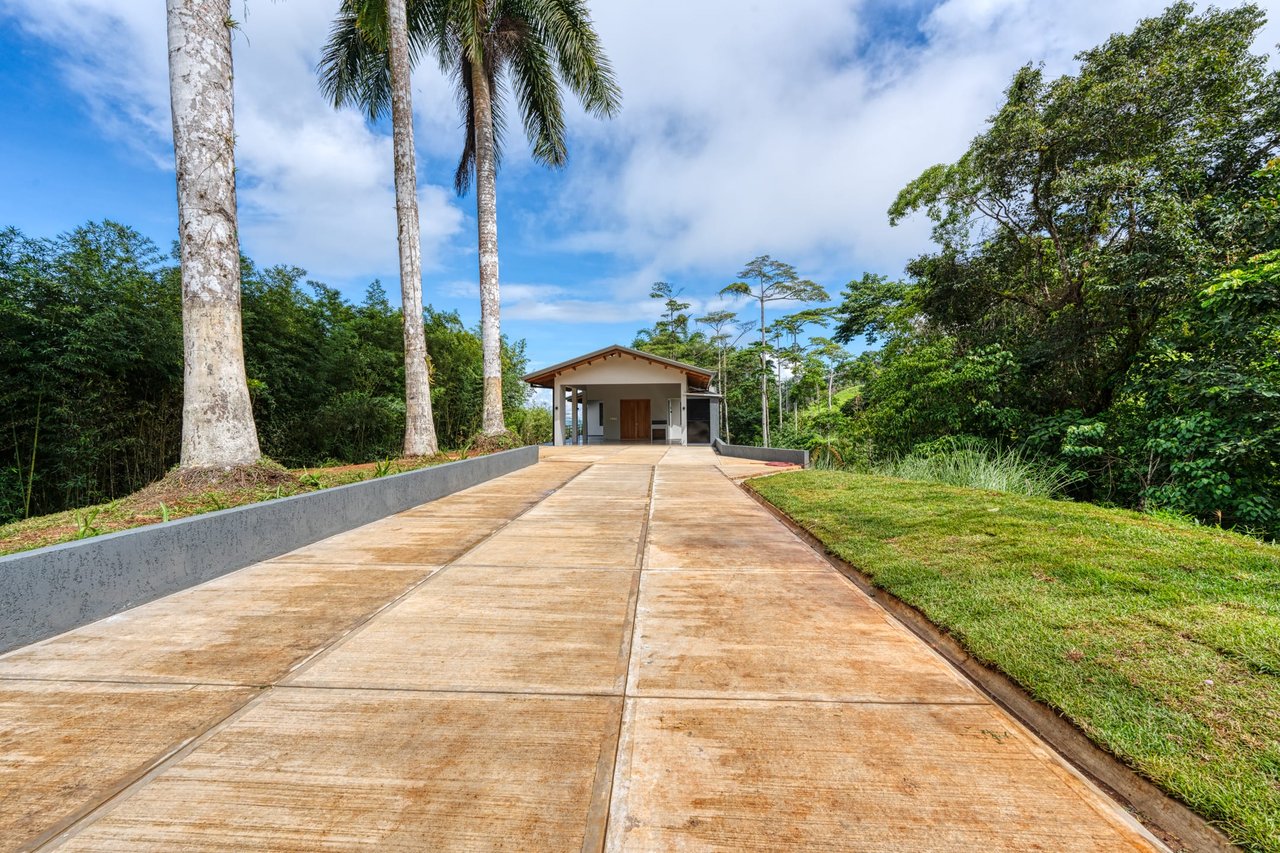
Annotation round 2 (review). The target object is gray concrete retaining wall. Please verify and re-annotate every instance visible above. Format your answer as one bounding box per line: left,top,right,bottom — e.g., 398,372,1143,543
0,446,538,654
712,438,809,468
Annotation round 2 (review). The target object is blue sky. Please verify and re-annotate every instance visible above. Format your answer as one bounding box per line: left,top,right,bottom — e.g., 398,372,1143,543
2,0,1277,371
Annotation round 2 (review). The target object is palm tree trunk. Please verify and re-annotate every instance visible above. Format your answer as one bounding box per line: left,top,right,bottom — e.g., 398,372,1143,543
471,60,505,435
166,0,261,469
387,0,438,456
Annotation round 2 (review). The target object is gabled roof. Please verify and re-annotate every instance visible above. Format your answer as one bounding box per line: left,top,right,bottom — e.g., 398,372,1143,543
522,344,713,390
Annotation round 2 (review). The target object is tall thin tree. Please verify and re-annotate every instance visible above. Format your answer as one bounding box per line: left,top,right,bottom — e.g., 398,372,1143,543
166,0,261,468
809,336,850,409
319,0,438,455
696,309,751,444
770,307,829,430
721,256,827,448
320,0,621,436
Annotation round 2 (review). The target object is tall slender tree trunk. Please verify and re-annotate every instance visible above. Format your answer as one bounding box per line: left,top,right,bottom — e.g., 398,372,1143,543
167,0,261,469
387,0,438,456
720,346,731,444
776,354,783,434
758,297,769,448
471,60,505,435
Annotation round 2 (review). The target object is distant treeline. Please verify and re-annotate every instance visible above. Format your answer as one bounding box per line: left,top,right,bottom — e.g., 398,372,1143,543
0,221,541,522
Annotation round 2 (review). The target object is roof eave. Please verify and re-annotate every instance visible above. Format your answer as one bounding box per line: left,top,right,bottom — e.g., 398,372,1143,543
521,344,713,389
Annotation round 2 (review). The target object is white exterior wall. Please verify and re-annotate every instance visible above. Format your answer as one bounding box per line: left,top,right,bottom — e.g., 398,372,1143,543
583,382,683,442
545,353,720,444
555,356,691,387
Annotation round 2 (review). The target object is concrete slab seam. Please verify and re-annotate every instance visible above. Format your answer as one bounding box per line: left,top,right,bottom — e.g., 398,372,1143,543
278,462,598,686
591,454,660,852
30,686,272,851
26,459,586,849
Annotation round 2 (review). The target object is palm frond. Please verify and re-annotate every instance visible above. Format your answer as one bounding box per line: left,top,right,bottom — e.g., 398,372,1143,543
499,11,567,167
318,0,447,122
452,54,478,193
407,0,450,65
516,0,620,118
318,1,390,121
452,46,508,195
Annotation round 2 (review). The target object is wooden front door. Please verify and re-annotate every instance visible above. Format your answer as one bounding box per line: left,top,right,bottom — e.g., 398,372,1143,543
620,399,650,441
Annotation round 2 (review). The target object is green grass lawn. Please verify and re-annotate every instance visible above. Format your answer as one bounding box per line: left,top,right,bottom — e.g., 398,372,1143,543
749,470,1280,852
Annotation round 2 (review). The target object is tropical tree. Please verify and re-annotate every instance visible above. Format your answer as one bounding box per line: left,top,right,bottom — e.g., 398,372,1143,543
321,0,621,436
769,307,830,428
721,256,827,447
888,2,1280,418
635,281,713,361
319,0,439,456
809,336,852,409
435,0,621,435
696,309,752,443
165,0,261,468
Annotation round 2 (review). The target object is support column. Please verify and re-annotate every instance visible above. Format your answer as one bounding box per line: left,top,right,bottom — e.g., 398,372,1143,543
680,380,688,446
553,383,564,445
570,386,579,446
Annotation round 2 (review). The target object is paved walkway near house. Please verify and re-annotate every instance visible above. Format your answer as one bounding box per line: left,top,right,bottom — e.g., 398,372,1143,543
0,445,1165,851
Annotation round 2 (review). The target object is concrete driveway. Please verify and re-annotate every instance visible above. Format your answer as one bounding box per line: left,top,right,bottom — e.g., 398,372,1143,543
0,445,1165,851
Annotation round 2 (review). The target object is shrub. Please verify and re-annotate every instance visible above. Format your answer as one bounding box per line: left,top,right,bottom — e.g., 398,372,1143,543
875,438,1079,498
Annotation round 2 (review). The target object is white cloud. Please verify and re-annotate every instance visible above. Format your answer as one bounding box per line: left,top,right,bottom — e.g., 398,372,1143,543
4,0,1277,324
549,0,1280,290
2,0,464,280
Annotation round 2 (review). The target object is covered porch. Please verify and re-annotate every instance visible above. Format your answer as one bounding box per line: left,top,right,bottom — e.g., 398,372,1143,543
523,345,721,446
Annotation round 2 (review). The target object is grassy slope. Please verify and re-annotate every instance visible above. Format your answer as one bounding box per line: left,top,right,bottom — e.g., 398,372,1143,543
0,455,463,557
801,385,860,417
749,470,1280,852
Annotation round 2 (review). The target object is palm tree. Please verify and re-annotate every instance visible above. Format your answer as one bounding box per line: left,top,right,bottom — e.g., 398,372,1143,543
166,0,262,468
320,0,621,436
320,0,438,455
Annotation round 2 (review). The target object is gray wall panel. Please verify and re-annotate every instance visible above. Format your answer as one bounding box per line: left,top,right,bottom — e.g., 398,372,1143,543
0,446,537,654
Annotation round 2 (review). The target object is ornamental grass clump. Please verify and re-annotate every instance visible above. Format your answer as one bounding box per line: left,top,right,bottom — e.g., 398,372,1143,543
875,438,1078,498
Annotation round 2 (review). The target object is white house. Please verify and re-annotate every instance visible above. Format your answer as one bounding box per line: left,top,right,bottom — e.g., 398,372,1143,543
524,345,722,446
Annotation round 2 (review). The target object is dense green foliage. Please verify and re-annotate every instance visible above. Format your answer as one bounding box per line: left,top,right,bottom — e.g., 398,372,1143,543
751,470,1280,852
0,221,541,523
633,5,1279,538
841,3,1280,536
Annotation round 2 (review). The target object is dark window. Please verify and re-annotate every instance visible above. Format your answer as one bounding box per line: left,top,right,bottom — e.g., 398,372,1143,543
687,398,711,444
